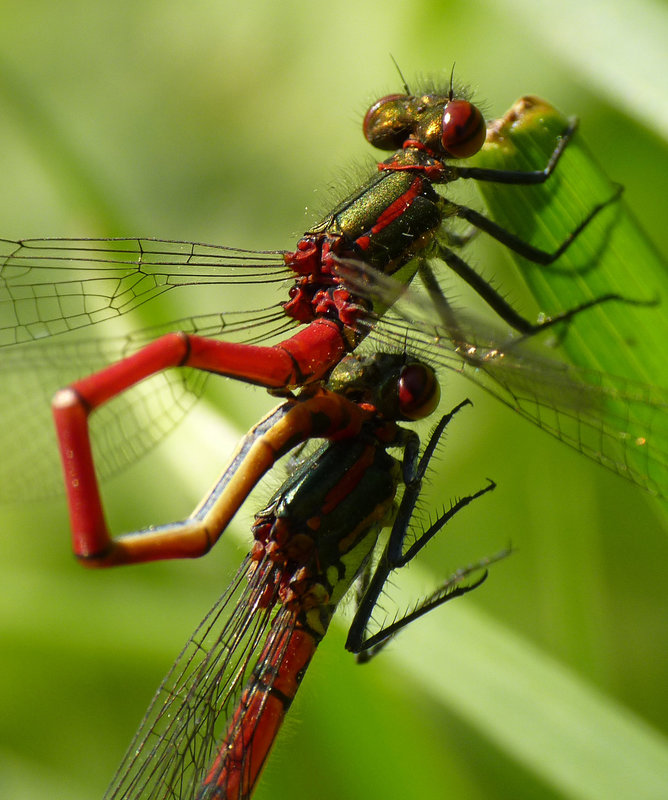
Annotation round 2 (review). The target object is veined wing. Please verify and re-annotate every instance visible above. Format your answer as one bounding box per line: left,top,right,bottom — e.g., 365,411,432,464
348,263,668,499
0,237,291,346
103,555,293,800
0,304,298,501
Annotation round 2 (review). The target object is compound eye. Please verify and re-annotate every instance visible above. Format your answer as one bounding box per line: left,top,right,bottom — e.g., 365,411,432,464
441,100,486,158
363,93,413,150
398,363,440,420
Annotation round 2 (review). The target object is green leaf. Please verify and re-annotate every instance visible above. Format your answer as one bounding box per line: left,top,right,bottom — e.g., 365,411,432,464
472,97,668,500
475,96,668,386
393,581,668,800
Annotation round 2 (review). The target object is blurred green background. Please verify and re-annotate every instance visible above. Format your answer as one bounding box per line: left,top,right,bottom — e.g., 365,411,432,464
1,1,667,799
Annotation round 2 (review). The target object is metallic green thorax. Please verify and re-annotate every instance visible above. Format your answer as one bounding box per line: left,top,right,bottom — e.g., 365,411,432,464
308,156,443,275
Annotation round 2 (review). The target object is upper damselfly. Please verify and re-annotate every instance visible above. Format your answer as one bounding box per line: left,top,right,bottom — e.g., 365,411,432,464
2,77,664,547
0,81,665,502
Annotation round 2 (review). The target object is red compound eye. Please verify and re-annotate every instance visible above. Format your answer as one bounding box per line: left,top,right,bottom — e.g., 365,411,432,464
397,363,440,421
441,100,486,158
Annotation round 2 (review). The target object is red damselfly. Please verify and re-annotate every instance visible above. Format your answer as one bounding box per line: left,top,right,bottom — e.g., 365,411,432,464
1,74,664,799
98,350,498,799
1,80,664,558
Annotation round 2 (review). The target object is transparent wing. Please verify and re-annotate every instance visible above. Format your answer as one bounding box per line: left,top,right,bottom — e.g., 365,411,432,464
0,237,290,345
104,555,293,800
0,237,299,500
347,263,668,499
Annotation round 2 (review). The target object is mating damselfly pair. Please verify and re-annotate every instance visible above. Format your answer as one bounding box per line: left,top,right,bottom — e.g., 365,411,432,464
1,72,665,799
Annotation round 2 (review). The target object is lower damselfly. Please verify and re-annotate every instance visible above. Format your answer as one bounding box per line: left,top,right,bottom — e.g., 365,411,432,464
95,351,499,798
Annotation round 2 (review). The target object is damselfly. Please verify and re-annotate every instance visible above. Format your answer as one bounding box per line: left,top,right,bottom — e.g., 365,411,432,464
97,351,498,798
1,80,664,566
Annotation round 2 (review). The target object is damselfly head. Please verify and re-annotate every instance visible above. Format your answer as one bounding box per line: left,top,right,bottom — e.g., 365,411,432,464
363,91,486,159
328,352,440,422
